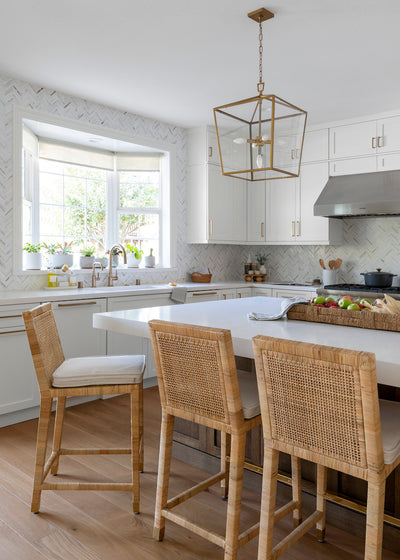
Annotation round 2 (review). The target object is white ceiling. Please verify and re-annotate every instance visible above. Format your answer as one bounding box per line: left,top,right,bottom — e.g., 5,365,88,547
2,1,400,128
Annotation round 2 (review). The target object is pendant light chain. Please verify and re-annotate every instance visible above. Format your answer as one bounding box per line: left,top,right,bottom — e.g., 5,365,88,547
257,17,264,94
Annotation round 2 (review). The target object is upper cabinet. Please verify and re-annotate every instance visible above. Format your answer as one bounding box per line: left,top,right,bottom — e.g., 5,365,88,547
376,116,400,153
187,127,246,244
302,129,329,163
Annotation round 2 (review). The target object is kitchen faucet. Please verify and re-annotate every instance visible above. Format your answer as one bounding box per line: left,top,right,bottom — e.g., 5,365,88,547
91,261,104,288
108,244,127,286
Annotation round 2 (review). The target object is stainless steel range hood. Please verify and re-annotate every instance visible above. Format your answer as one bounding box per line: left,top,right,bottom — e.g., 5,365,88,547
314,170,400,217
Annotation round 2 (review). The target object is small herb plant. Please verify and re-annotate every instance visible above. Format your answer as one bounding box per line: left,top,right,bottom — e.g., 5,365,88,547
255,253,267,266
126,244,144,259
80,246,96,257
23,242,42,253
44,241,74,255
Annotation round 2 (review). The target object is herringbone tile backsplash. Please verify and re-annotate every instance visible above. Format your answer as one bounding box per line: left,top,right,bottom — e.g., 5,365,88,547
0,72,399,291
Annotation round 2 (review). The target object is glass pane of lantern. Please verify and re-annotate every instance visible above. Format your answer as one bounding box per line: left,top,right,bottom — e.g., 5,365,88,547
272,97,307,177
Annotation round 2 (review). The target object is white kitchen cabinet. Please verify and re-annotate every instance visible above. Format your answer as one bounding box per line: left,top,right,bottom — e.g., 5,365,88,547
376,116,400,154
272,288,316,300
187,163,246,243
236,288,253,298
218,289,237,300
377,153,400,171
265,163,342,245
187,126,220,166
0,303,40,419
329,121,377,159
107,294,177,380
185,290,220,303
329,156,377,176
302,129,329,163
51,299,107,359
252,288,273,297
247,181,266,242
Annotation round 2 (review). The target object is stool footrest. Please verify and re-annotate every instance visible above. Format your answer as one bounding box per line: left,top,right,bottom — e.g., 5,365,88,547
274,499,299,523
42,482,134,491
59,448,131,455
272,510,324,560
166,471,225,510
162,509,225,548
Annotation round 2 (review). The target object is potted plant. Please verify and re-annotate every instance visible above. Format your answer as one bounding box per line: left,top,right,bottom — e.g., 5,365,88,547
44,241,74,269
255,253,267,275
23,242,42,270
106,247,123,268
126,244,144,268
144,248,156,268
79,246,96,269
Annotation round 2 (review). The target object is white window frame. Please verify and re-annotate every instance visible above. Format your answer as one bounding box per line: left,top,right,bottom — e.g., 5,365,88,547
13,106,176,274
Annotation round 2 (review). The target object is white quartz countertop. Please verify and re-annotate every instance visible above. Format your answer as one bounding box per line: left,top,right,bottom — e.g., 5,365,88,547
0,281,317,306
93,296,400,388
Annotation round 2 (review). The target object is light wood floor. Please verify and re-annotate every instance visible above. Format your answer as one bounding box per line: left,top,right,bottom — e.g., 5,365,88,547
0,387,399,560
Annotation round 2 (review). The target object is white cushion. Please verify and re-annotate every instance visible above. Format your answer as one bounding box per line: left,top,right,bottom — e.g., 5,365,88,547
238,370,260,419
52,355,145,388
380,399,400,465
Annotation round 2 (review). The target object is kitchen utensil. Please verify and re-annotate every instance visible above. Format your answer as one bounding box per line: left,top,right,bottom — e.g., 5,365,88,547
322,269,337,286
360,269,395,288
319,259,325,269
328,260,335,270
334,258,342,270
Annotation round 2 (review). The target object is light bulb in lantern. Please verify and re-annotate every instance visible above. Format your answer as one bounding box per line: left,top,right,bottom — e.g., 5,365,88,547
256,153,263,169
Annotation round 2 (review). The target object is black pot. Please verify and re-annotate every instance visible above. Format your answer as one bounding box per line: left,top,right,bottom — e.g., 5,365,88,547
360,269,396,288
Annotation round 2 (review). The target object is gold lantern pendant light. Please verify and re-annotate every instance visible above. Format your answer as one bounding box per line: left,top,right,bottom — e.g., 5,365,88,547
213,8,307,182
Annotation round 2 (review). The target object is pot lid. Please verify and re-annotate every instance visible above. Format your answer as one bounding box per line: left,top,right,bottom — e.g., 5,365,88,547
360,268,395,276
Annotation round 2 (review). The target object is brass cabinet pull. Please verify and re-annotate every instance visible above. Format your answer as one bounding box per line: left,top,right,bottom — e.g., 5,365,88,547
223,294,227,300
378,136,383,148
372,137,376,149
296,220,300,236
290,149,295,160
237,292,242,298
261,222,264,238
0,328,25,335
208,146,213,158
381,157,385,168
57,301,97,308
0,314,22,319
291,221,295,237
192,291,217,297
209,219,213,237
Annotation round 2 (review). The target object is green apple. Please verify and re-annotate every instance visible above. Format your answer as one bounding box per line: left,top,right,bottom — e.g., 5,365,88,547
338,297,352,309
360,298,371,306
347,303,361,311
313,296,326,305
325,296,336,302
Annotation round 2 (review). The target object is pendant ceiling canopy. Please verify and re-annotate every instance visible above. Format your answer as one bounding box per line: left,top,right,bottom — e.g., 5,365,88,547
213,8,307,182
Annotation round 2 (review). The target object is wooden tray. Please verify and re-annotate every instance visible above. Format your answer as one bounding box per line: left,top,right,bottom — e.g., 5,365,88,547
191,272,212,283
287,304,400,332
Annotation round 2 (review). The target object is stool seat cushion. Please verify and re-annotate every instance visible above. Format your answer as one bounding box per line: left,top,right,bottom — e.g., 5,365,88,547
52,355,145,388
380,399,400,465
238,370,260,419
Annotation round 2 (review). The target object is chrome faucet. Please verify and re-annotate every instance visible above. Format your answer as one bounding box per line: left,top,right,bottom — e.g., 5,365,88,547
91,261,104,288
108,244,127,286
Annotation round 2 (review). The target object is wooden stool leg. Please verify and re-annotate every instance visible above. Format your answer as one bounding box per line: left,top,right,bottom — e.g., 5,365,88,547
257,446,279,560
31,395,52,513
291,456,302,527
316,464,327,543
153,411,175,541
50,396,66,475
365,478,385,560
224,432,246,560
220,431,231,500
131,387,141,514
139,381,144,473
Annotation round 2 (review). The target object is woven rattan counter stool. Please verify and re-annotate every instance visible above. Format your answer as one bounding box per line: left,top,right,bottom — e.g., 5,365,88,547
149,320,262,560
23,303,145,514
253,335,400,560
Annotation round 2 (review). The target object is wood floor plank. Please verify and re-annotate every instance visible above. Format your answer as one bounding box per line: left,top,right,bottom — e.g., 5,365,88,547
0,387,399,560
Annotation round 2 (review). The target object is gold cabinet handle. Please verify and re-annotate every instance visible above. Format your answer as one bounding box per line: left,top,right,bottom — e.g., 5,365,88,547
378,136,383,148
192,291,217,297
237,292,242,298
296,220,300,236
57,301,97,308
223,294,227,300
0,314,22,319
290,149,295,160
372,137,376,149
209,219,213,237
261,222,264,238
291,221,295,237
208,146,213,158
0,328,25,335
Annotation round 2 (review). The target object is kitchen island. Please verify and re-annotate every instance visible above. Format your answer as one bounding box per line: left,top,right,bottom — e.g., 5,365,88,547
93,296,400,552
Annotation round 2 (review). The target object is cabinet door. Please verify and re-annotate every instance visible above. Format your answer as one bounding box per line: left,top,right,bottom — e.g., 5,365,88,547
218,289,237,300
265,178,297,243
302,129,329,163
297,162,330,243
236,288,253,298
329,156,377,176
208,164,246,242
272,289,316,300
186,290,219,303
207,129,221,165
377,153,400,171
51,299,107,359
329,121,377,159
377,116,400,154
247,181,266,242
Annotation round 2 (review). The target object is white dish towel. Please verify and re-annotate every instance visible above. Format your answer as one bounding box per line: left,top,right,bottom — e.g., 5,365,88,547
248,297,309,321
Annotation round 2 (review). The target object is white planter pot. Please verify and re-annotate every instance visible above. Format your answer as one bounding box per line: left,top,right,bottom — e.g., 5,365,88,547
79,255,95,269
127,254,142,268
50,253,74,269
144,255,156,268
24,252,42,270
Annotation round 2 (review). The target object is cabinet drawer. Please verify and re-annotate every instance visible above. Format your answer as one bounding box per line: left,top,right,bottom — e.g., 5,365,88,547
186,291,219,302
0,303,36,330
